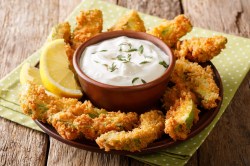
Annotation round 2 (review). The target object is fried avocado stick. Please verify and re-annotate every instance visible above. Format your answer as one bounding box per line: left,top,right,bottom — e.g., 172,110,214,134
175,36,227,62
49,111,138,140
108,10,146,32
20,83,138,140
73,111,138,140
162,84,182,111
47,22,75,64
147,15,192,47
19,83,106,122
48,22,71,43
165,91,200,140
161,83,197,111
171,59,220,109
96,110,164,152
72,9,103,49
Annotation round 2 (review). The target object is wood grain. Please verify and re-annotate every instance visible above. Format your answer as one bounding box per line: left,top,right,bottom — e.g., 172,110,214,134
0,118,48,166
117,0,181,19
182,0,250,37
47,138,133,166
0,0,59,165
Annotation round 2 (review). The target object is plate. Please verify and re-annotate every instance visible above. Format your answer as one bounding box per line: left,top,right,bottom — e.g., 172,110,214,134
35,61,223,155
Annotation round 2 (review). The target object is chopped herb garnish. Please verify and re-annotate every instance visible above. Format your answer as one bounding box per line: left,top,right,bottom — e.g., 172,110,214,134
119,42,132,48
103,64,109,69
119,42,132,52
138,45,144,54
141,79,147,84
116,54,131,63
100,49,107,52
139,61,150,64
132,77,139,84
103,63,118,72
94,60,100,63
159,61,169,68
124,48,137,52
91,49,107,54
109,62,118,72
117,55,125,61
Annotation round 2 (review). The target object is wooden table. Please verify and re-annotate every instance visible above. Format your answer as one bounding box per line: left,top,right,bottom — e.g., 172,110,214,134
0,0,249,165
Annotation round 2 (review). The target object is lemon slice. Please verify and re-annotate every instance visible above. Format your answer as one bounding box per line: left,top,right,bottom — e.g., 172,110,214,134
20,63,43,85
40,39,82,98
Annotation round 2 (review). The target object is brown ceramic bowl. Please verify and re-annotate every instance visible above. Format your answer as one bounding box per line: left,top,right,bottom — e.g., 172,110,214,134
73,31,175,113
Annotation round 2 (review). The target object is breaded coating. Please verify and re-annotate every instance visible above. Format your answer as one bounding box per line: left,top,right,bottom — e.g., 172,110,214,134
49,22,71,43
171,59,220,109
108,10,146,32
147,15,192,47
20,83,138,140
64,44,75,65
19,84,106,122
72,9,103,49
165,91,200,140
175,36,227,62
162,84,197,111
74,112,138,140
96,110,164,152
50,111,80,140
49,111,138,140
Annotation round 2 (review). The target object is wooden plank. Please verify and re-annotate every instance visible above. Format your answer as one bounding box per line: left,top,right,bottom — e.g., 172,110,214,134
185,152,198,166
183,0,250,165
182,0,250,37
0,118,48,166
0,0,59,165
117,0,181,19
47,138,131,166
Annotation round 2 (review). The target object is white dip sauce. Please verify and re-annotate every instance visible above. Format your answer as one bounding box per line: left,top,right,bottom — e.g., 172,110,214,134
80,36,169,86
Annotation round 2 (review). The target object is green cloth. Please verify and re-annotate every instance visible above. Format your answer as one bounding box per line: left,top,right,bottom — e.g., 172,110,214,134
0,0,249,165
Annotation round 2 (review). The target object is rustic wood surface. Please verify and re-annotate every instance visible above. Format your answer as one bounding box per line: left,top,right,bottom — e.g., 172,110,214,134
0,0,249,165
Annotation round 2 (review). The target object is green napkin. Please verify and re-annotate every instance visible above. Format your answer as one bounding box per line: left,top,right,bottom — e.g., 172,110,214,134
0,0,249,165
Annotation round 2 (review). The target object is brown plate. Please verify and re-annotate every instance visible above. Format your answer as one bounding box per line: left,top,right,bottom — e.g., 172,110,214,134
35,61,223,155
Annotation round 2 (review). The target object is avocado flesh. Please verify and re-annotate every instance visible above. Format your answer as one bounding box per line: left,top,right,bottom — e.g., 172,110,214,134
174,99,195,132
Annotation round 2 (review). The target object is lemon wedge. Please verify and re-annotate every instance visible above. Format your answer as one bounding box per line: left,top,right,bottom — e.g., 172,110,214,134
39,39,82,98
20,63,43,85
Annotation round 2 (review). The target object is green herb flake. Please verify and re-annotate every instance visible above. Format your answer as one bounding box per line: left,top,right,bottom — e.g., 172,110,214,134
132,77,139,84
116,54,131,63
117,55,125,61
119,42,132,52
138,45,144,54
103,64,109,69
119,42,132,48
159,61,169,68
125,48,137,52
100,50,107,52
139,61,150,64
109,63,118,72
94,60,100,63
141,79,147,84
91,50,107,54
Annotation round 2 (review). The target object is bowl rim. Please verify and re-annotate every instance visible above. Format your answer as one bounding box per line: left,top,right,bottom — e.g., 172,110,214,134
73,30,175,91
